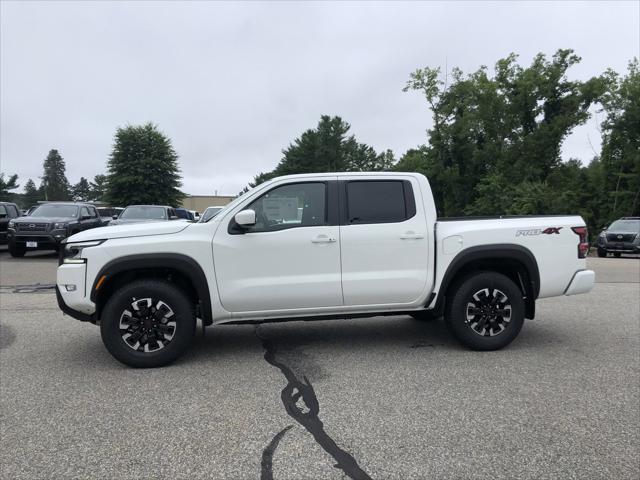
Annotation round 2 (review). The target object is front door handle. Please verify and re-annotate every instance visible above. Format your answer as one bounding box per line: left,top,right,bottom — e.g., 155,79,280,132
400,231,424,240
311,235,336,244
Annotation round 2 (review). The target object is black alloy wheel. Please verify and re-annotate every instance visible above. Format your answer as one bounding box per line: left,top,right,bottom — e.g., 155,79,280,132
464,288,512,337
100,280,196,368
119,298,177,353
446,271,525,351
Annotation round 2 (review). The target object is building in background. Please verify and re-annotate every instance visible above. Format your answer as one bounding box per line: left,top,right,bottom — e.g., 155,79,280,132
180,195,235,213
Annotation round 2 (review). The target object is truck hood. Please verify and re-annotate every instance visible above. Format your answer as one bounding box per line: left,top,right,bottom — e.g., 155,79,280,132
67,221,190,242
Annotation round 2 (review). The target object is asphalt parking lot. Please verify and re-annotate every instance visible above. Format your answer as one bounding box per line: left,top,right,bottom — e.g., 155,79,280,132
0,249,638,479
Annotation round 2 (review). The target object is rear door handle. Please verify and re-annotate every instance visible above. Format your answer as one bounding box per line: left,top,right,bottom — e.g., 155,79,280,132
311,235,336,244
400,231,424,240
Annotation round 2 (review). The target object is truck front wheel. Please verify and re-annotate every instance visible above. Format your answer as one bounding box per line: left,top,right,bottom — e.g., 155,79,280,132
445,272,525,351
100,279,196,368
8,243,26,257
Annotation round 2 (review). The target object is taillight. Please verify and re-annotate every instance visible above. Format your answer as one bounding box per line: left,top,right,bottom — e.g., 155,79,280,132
572,226,589,258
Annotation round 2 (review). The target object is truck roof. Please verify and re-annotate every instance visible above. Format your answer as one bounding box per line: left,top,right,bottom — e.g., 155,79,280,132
270,171,421,182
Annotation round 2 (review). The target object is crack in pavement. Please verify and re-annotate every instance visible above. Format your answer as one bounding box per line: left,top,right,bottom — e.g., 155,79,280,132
256,326,373,480
0,283,56,294
261,425,293,480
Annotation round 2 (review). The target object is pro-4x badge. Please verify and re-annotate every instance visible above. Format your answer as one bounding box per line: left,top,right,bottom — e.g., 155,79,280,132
516,227,563,237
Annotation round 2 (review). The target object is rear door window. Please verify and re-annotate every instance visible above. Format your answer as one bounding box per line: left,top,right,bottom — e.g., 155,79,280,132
345,180,414,224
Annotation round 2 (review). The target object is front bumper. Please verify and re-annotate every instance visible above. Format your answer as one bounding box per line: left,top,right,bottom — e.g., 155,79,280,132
8,230,68,250
564,270,596,296
56,286,95,323
597,238,640,253
56,262,97,322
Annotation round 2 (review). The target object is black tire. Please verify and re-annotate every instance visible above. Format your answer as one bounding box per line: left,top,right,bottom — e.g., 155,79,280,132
445,271,525,351
8,244,26,258
410,310,439,321
613,252,621,258
100,279,196,368
597,248,607,258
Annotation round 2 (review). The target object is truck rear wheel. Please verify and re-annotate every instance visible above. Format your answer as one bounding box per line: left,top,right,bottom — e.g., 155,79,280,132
100,279,196,368
445,272,525,351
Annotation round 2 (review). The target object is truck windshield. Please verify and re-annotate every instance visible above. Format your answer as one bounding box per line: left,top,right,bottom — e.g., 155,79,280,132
120,206,166,220
609,219,640,231
200,207,224,222
31,205,79,217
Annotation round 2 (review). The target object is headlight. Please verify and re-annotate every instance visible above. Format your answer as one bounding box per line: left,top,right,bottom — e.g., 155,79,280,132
599,231,606,237
8,220,15,229
62,240,106,264
53,222,67,230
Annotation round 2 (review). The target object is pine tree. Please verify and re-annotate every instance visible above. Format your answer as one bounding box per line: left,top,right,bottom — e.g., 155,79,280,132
0,173,19,202
71,177,91,202
40,149,71,201
249,116,396,187
89,174,108,202
23,178,41,207
105,123,183,206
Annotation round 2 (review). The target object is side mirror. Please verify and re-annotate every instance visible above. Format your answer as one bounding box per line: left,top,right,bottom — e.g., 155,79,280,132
235,209,256,227
0,213,7,219
112,215,118,220
81,215,91,220
169,215,179,220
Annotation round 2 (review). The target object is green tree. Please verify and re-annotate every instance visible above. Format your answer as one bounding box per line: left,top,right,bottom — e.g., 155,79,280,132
249,116,395,188
403,49,608,217
0,173,19,202
71,177,91,202
89,174,108,202
105,123,183,206
40,149,71,200
599,58,640,219
22,178,41,207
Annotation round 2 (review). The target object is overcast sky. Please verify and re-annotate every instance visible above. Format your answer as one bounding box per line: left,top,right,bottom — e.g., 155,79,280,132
1,1,638,195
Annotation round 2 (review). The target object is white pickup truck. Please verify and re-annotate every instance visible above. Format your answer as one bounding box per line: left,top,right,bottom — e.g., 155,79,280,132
56,173,595,367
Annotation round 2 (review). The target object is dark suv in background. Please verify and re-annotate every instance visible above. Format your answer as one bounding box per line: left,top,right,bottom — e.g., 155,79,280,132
109,205,179,225
7,202,103,257
597,217,640,257
0,202,21,244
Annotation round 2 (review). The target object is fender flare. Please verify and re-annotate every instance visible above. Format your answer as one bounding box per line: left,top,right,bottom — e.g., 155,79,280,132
90,253,213,324
434,244,540,313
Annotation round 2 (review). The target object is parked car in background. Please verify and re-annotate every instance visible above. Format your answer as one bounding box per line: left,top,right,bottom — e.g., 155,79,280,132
97,207,124,225
0,202,21,244
174,208,194,221
7,202,102,257
596,217,640,257
189,210,200,221
109,205,179,226
56,172,594,367
199,206,224,223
